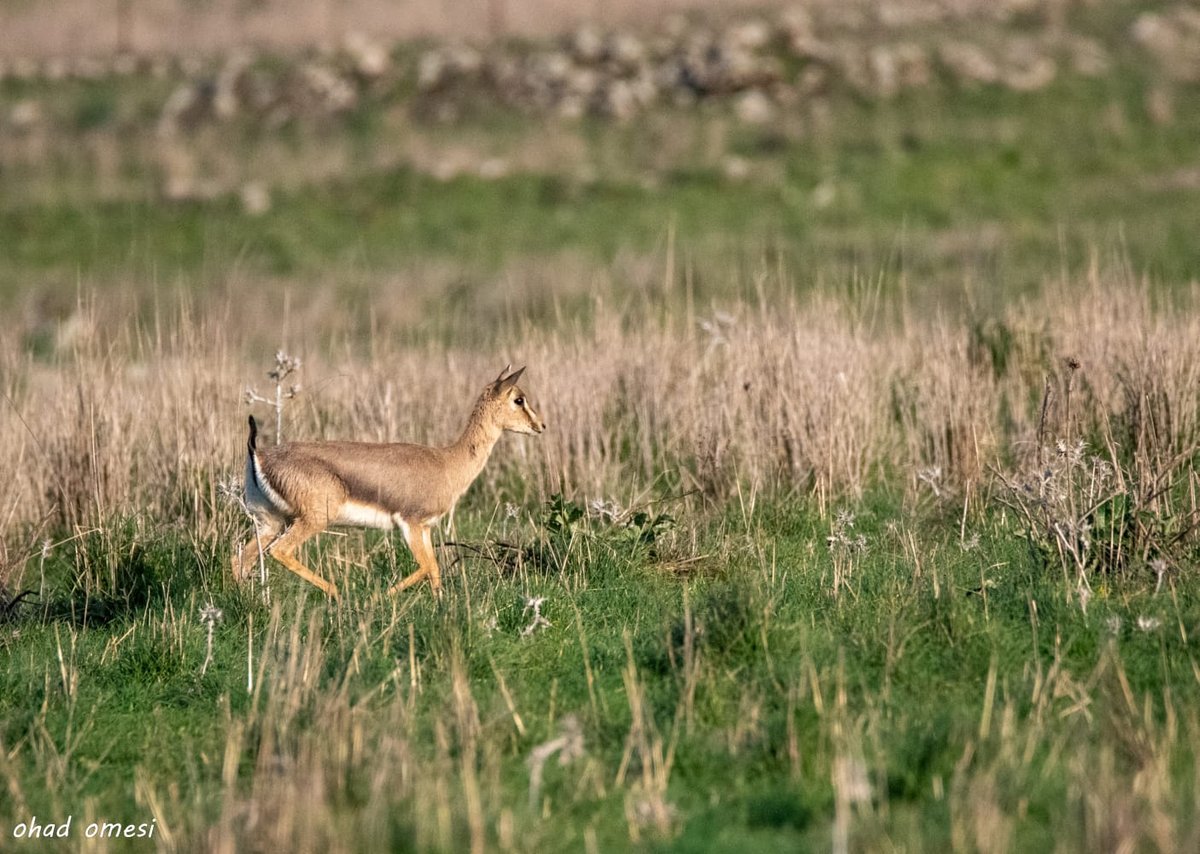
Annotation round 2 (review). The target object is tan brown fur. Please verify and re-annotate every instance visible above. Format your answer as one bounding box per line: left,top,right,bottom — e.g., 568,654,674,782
234,366,545,598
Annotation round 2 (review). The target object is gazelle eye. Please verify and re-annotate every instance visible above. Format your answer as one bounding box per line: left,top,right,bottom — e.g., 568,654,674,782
514,396,525,406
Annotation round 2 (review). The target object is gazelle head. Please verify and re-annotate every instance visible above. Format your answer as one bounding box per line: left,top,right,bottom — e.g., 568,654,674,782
484,365,546,435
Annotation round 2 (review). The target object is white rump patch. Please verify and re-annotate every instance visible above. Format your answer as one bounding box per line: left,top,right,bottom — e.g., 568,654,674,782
335,500,396,530
247,452,293,516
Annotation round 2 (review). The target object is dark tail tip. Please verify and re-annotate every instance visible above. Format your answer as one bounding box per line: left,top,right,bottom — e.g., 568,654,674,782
247,415,258,453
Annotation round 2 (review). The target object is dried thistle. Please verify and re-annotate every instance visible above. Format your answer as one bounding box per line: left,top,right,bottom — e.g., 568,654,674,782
526,714,584,809
1151,558,1170,594
521,596,552,637
245,350,302,444
917,466,943,497
827,510,868,599
588,498,624,522
1136,615,1161,633
199,604,224,676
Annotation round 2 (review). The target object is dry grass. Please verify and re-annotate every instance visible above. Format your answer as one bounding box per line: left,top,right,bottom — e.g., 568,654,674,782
3,264,1198,573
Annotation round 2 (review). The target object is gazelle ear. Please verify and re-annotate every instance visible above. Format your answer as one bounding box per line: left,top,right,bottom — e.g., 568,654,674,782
493,364,512,385
498,366,526,390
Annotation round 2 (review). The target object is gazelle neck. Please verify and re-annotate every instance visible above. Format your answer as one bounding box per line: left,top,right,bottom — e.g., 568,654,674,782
448,399,503,475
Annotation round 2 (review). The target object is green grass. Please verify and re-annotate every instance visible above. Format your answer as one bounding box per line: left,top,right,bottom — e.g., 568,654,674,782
3,494,1196,850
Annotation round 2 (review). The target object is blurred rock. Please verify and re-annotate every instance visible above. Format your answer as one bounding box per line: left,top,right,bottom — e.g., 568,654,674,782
568,26,605,64
1003,54,1055,92
1066,36,1110,78
416,50,448,92
343,32,390,80
869,45,900,98
296,63,357,114
1132,8,1200,82
735,89,775,124
557,94,586,119
600,79,638,120
566,66,600,99
939,42,999,86
431,159,461,181
812,180,836,209
159,81,212,136
9,100,43,132
728,19,773,52
797,65,830,96
779,7,817,54
129,5,1189,137
999,38,1055,92
538,51,572,86
478,158,509,179
240,181,271,215
417,44,482,93
447,45,484,76
606,32,646,71
213,54,251,119
722,155,750,181
893,43,933,90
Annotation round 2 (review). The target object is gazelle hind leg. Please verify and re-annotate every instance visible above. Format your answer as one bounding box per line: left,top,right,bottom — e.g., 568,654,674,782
233,515,283,583
389,565,428,594
268,518,340,599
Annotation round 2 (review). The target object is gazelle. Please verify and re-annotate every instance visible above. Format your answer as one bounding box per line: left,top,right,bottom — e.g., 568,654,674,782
233,366,545,598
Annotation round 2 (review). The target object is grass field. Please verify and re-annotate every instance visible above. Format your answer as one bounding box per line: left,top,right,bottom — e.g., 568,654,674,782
3,2,1200,851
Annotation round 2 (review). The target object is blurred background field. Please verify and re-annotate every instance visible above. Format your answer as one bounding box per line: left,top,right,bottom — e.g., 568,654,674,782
2,2,1200,852
3,0,1199,339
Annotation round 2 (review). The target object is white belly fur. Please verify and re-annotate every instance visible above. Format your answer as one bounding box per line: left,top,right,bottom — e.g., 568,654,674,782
335,500,398,530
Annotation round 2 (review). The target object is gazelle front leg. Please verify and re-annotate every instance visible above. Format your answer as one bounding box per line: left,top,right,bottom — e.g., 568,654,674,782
421,525,443,594
389,521,443,597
